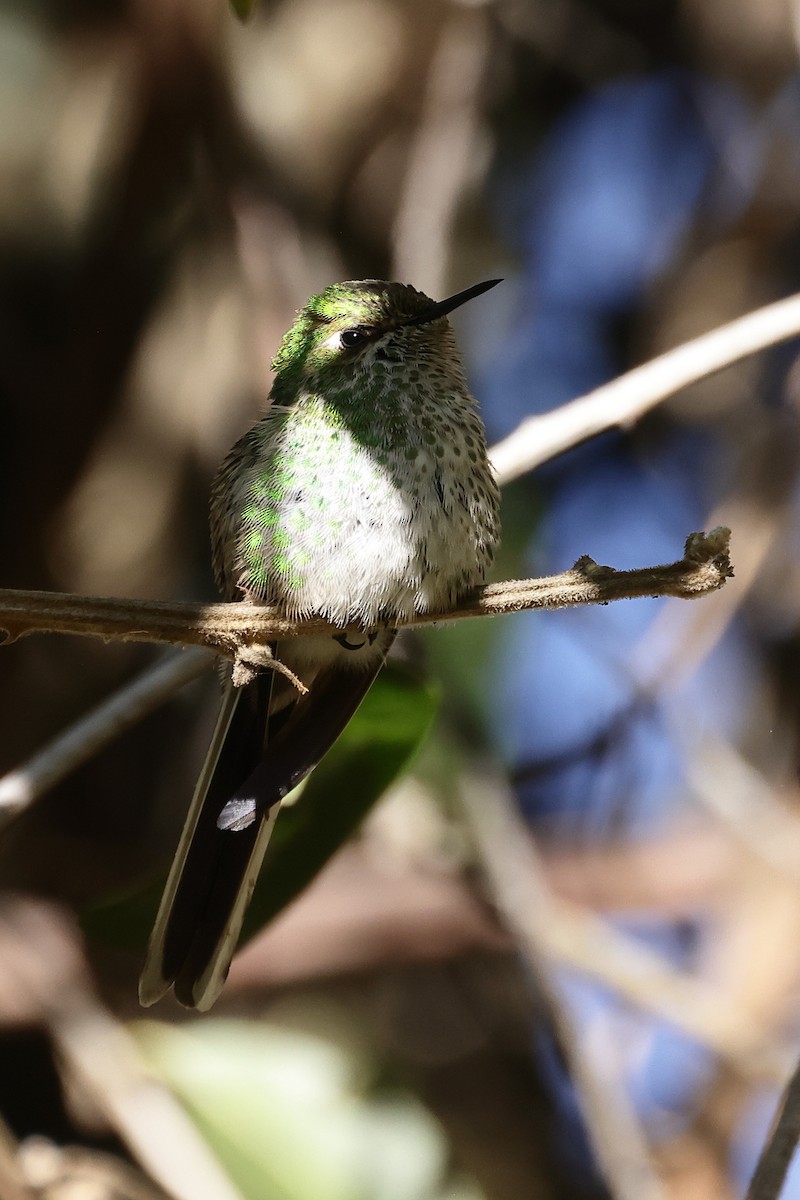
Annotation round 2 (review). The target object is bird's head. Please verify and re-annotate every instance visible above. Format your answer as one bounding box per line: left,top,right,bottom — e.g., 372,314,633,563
270,278,501,400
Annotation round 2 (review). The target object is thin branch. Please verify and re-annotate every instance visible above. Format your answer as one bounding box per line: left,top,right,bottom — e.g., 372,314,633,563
0,529,732,828
0,528,732,658
0,650,212,829
6,286,779,839
0,898,245,1200
1,287,793,813
460,764,670,1200
490,291,800,485
685,732,800,883
459,764,786,1084
747,1055,800,1200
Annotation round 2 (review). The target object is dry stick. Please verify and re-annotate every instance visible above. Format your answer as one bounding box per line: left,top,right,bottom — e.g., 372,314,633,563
490,290,800,486
0,528,732,656
459,765,670,1200
0,650,212,829
630,493,784,703
461,766,787,1079
0,898,245,1200
747,1058,800,1200
0,530,731,823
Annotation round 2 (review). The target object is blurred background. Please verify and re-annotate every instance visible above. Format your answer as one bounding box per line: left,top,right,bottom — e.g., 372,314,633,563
2,0,800,1197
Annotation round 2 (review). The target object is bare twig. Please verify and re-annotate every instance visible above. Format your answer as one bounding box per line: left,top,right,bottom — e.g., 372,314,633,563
459,765,669,1200
0,528,732,656
0,898,245,1200
685,733,800,882
747,1055,800,1200
8,289,785,838
0,530,733,823
490,291,800,485
1,287,793,824
0,650,212,828
459,766,786,1084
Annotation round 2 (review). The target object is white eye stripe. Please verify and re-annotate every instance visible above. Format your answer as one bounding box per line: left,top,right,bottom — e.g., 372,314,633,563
321,329,344,350
321,328,370,351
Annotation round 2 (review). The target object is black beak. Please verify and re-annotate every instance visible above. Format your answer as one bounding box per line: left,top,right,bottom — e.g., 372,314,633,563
408,278,503,326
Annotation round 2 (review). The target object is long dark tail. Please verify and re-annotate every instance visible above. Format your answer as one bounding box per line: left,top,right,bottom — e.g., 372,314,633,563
139,673,274,1009
139,653,387,1010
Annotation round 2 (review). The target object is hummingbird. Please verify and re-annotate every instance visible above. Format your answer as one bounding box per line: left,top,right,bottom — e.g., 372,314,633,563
139,278,502,1010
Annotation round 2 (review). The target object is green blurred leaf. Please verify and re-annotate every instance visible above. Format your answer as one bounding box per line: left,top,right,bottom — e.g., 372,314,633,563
84,664,439,950
134,1019,453,1200
229,0,258,21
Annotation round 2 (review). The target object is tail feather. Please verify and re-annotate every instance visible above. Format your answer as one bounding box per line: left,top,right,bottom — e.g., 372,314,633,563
216,662,386,833
175,803,280,1010
139,674,273,1009
140,642,393,1010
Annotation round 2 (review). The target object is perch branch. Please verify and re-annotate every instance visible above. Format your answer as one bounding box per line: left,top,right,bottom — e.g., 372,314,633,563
0,528,732,658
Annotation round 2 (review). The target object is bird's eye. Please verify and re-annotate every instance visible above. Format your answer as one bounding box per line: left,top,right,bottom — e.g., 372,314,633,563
340,328,366,348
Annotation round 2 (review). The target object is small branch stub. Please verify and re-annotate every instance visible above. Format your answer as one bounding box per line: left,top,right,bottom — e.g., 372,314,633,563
231,643,308,693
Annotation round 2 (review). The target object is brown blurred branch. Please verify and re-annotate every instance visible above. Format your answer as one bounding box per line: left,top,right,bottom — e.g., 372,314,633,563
490,291,800,485
459,764,671,1200
459,761,796,1200
0,528,732,656
0,897,244,1200
459,766,786,1085
747,1056,800,1200
0,651,211,829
